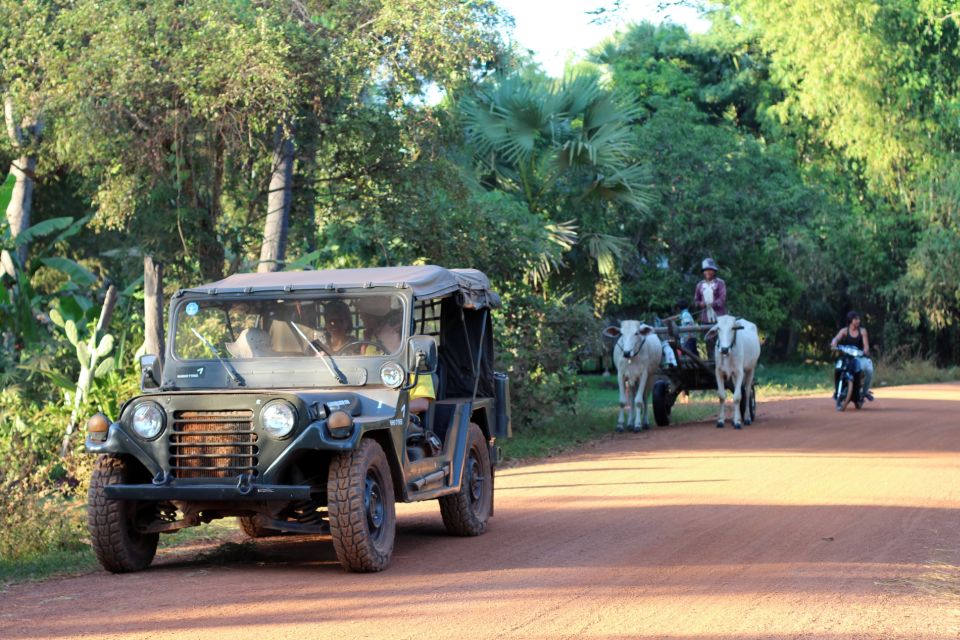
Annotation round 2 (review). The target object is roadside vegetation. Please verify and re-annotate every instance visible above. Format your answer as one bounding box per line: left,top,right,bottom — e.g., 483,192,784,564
1,0,959,588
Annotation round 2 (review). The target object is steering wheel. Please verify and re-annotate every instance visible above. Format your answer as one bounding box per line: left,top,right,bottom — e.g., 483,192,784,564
333,340,387,355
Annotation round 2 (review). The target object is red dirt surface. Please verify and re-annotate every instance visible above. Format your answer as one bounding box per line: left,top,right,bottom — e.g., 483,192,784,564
3,383,959,640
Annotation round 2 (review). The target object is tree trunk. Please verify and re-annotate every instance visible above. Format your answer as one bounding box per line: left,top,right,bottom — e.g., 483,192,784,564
258,125,294,273
144,256,165,366
195,138,226,282
2,96,41,276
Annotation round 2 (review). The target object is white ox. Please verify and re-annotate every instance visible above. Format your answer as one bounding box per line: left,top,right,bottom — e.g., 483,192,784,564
604,321,662,432
706,315,761,429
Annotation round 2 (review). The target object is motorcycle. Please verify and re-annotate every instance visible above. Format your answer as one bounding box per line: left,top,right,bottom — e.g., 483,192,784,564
833,344,865,411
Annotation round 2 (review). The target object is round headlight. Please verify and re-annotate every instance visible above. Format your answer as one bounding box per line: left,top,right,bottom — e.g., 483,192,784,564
131,402,165,440
261,401,297,439
380,362,405,389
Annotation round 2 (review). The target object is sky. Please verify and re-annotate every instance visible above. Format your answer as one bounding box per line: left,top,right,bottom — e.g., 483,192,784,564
495,0,710,77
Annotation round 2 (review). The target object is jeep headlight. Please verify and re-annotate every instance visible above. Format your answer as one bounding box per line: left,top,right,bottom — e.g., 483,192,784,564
261,400,297,439
380,362,405,389
131,402,165,440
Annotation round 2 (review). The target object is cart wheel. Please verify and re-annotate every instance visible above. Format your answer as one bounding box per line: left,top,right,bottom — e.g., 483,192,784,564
327,438,396,572
652,380,672,427
740,382,757,424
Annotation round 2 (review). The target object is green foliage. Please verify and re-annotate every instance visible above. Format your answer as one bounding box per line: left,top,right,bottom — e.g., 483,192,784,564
0,214,95,352
0,459,87,562
461,70,652,300
722,0,960,334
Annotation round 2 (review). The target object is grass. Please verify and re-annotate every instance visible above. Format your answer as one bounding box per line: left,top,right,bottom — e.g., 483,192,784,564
0,547,98,588
755,360,832,396
0,516,240,590
501,374,718,461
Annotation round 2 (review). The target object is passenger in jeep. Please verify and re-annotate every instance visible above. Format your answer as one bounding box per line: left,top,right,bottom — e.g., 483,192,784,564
378,310,434,414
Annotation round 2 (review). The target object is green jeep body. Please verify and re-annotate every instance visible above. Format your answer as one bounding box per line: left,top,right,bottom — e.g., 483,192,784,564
85,265,511,573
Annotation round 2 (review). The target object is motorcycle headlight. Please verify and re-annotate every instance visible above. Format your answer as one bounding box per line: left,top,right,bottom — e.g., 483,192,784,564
261,400,297,439
380,362,405,389
131,402,165,440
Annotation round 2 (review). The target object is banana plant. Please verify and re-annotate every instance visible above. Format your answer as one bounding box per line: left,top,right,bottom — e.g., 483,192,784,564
49,285,118,456
1,212,93,353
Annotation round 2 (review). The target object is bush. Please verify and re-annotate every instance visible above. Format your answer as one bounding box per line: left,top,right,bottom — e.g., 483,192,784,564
0,447,88,563
874,347,960,388
496,290,599,430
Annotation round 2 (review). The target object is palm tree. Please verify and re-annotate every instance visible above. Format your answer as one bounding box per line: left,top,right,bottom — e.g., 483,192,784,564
461,70,651,306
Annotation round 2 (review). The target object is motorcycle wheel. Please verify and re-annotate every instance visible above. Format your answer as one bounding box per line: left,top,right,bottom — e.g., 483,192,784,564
837,378,853,412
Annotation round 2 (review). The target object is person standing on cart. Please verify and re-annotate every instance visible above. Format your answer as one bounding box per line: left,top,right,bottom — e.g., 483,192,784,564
694,258,727,355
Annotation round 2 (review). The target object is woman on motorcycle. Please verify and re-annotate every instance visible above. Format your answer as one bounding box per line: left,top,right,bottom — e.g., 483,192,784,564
830,311,874,402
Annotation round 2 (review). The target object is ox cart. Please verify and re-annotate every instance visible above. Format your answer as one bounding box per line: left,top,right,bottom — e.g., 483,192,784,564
650,321,757,427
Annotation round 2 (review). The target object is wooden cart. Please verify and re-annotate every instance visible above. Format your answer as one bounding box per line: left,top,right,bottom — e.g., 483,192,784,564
650,322,756,427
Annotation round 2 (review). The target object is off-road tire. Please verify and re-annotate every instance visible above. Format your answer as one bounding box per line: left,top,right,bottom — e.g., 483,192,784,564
238,515,282,538
652,380,672,427
327,438,396,572
88,455,159,573
439,424,492,536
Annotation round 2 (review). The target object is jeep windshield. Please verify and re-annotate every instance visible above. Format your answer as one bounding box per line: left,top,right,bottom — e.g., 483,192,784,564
173,294,407,362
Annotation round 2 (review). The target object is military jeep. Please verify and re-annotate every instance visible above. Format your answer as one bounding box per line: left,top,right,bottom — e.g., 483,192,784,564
85,266,511,573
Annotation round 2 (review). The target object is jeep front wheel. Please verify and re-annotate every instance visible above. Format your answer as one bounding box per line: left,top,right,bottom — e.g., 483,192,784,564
88,455,159,573
439,423,492,536
327,438,396,572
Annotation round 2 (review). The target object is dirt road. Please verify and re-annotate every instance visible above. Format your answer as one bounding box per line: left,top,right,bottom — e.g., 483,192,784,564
3,383,959,640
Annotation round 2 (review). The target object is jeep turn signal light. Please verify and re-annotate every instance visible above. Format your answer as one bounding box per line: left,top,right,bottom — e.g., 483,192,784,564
327,411,353,439
87,413,110,442
87,413,109,433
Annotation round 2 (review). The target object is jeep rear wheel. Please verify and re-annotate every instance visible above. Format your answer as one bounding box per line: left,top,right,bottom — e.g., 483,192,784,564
238,515,282,538
439,424,492,536
327,438,396,572
88,455,159,573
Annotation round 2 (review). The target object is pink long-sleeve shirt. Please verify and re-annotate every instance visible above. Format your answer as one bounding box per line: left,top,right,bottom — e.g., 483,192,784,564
694,278,727,323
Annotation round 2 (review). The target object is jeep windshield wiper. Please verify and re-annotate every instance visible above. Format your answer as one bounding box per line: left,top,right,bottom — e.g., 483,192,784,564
289,321,347,385
191,328,246,387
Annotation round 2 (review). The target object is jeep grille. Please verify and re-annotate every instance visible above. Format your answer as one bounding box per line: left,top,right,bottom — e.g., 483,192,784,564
169,410,258,479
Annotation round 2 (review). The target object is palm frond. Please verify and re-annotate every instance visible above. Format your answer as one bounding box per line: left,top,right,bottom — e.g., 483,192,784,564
528,219,578,287
584,232,634,278
592,164,654,212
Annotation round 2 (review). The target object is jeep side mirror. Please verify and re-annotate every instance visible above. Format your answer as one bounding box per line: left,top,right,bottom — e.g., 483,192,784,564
406,335,437,374
139,354,162,391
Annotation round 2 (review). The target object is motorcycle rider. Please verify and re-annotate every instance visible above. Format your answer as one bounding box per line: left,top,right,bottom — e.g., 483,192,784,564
830,311,875,405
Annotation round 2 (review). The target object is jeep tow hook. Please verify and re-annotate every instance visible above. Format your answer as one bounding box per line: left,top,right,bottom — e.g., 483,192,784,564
236,473,254,496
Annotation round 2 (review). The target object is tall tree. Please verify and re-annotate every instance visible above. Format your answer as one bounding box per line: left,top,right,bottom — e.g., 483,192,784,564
45,0,299,282
258,126,294,273
723,0,960,336
0,0,58,275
